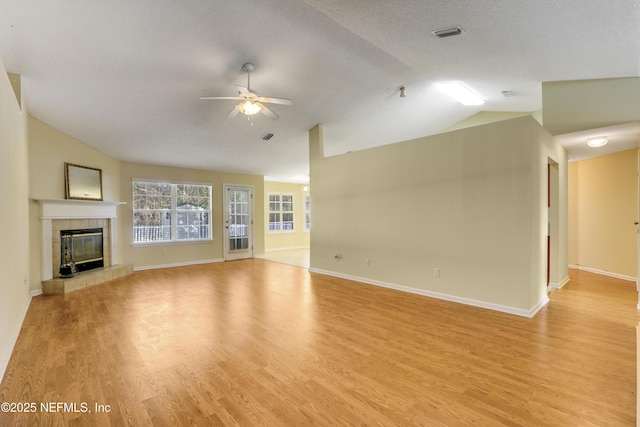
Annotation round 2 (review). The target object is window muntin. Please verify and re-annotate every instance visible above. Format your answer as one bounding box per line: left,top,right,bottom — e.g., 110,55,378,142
268,194,281,231
133,181,212,244
282,195,294,230
268,192,294,232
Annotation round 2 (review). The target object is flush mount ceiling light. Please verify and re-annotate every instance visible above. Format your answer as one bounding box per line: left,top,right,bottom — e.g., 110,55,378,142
587,137,608,148
437,81,484,106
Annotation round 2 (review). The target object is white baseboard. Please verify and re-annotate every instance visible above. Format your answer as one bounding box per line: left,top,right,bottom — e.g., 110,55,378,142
265,246,310,253
309,268,548,318
1,291,33,384
548,275,570,291
569,265,637,283
134,258,224,271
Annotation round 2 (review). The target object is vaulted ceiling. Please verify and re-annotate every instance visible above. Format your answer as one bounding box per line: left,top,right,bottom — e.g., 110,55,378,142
2,1,639,182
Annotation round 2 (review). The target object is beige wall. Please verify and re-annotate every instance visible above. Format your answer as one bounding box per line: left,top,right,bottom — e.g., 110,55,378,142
543,77,640,135
264,181,310,251
310,116,568,316
28,117,121,202
27,116,122,289
28,116,268,277
441,110,543,133
0,66,30,380
568,149,638,278
119,162,265,269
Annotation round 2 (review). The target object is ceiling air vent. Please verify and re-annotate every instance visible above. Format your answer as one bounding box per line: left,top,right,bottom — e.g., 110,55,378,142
432,26,464,38
262,133,274,141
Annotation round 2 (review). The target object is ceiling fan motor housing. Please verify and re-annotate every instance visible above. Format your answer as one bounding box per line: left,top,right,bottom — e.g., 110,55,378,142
242,63,255,73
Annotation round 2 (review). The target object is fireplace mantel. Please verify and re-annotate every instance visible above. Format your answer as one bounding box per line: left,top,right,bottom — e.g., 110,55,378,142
35,199,125,281
36,199,125,219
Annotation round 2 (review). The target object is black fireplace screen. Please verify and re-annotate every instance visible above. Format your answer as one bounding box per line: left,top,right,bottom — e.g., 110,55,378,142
60,228,104,273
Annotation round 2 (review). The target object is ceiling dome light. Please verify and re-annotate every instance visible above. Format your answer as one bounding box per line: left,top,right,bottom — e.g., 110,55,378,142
437,81,484,106
241,100,261,115
587,137,608,148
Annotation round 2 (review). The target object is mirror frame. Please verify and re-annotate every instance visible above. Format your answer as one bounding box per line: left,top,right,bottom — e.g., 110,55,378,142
64,163,103,201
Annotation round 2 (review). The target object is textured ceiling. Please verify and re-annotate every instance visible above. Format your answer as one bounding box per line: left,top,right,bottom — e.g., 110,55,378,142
1,0,640,182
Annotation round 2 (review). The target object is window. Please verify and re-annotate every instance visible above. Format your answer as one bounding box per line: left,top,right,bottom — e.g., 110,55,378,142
268,193,294,231
268,194,280,231
304,193,311,231
133,181,212,244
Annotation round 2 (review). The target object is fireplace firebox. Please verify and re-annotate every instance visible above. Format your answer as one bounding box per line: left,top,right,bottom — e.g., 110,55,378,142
60,228,104,276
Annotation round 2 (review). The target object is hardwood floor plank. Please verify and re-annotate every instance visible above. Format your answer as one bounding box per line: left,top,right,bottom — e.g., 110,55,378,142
0,262,638,425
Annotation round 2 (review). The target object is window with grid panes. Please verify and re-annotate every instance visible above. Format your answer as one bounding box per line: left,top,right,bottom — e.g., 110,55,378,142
268,192,294,232
133,181,212,244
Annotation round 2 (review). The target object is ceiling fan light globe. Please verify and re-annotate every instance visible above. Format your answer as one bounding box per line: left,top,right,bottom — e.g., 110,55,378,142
242,100,261,115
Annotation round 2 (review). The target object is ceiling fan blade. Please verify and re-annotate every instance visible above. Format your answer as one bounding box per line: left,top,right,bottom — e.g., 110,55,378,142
256,102,279,120
200,96,243,100
226,104,241,118
257,96,292,106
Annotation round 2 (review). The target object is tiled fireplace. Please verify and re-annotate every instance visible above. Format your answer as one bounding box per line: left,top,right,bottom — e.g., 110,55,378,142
37,199,132,294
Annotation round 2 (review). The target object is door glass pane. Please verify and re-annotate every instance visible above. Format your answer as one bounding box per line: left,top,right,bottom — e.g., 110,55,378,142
228,189,251,252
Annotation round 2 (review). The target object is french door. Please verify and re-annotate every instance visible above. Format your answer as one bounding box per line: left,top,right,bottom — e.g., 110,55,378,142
223,185,253,261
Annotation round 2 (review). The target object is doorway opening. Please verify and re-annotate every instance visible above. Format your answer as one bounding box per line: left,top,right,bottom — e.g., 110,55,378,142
547,159,560,290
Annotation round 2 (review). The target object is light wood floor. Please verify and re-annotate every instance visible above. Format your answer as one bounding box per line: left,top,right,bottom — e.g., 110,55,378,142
1,261,638,426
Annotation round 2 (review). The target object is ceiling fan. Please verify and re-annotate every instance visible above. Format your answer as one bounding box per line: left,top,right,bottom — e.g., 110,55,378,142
200,63,292,120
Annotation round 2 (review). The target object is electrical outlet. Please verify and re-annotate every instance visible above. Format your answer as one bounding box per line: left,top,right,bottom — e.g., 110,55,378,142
434,267,440,277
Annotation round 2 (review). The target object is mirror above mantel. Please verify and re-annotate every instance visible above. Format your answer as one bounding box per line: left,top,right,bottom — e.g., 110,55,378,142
65,163,103,201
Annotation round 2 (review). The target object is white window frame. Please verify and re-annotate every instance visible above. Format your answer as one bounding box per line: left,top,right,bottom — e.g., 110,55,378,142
268,192,295,233
304,193,311,232
132,180,212,245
